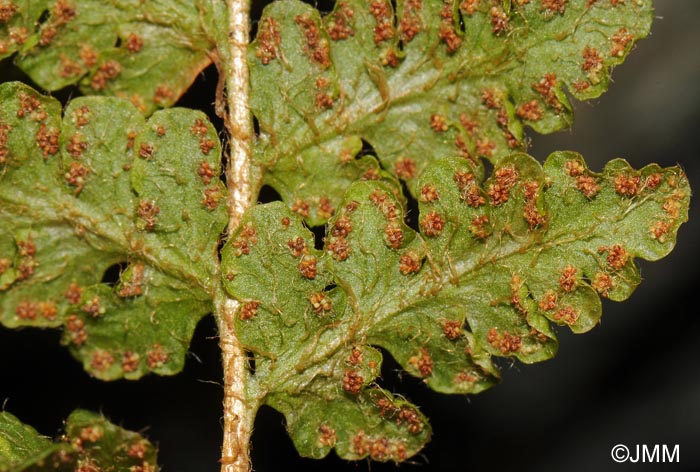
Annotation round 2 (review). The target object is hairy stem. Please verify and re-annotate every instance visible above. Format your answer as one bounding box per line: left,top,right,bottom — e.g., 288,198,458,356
217,294,258,472
219,0,256,471
223,2,254,228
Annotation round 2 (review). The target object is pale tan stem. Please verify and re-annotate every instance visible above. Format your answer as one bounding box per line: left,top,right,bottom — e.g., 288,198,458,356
224,0,254,235
219,0,256,471
217,296,257,472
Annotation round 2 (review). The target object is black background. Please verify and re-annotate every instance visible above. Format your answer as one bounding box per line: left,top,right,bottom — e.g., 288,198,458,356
1,1,699,471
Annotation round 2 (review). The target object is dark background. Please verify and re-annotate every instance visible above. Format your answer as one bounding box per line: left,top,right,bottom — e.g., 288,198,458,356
1,1,699,471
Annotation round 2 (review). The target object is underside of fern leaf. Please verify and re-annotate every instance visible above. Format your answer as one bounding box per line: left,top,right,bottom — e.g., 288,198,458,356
0,410,158,472
221,152,688,461
0,81,227,380
0,0,219,114
0,0,693,470
249,0,655,225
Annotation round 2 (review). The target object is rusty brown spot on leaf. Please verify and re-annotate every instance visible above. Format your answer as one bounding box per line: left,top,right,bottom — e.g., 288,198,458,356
0,258,10,275
533,73,562,110
82,296,104,318
240,301,260,320
397,407,424,433
197,161,216,185
137,200,159,231
15,300,37,320
348,347,363,365
90,350,114,371
438,3,462,52
399,250,421,275
65,161,89,194
430,113,449,132
592,271,614,297
298,254,318,279
420,184,439,202
538,290,557,311
442,320,462,340
582,46,603,82
361,167,380,181
400,0,422,42
650,220,671,242
66,315,87,345
126,32,144,53
287,236,307,258
146,344,168,369
295,14,331,69
598,244,628,270
326,1,355,41
541,0,566,14
318,197,335,219
0,2,18,23
36,124,59,158
487,328,522,353
487,166,518,205
232,223,258,256
469,215,490,239
611,27,633,57
256,17,281,64
394,157,417,179
343,370,363,394
67,133,88,158
202,186,223,210
327,237,350,261
292,198,310,217
39,26,58,46
409,347,433,377
332,215,352,238
516,100,543,121
490,6,509,35
369,0,394,44
475,138,495,157
90,60,121,90
460,0,480,15
420,211,445,237
614,172,640,197
122,351,140,372
79,44,98,67
553,306,579,325
154,85,175,105
644,173,663,190
384,222,404,249
309,292,332,314
65,283,83,304
319,424,337,447
559,265,577,292
127,442,148,459
199,137,216,155
190,119,208,136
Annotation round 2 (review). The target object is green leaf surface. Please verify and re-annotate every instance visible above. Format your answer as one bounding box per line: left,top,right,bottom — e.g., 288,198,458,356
222,201,437,462
250,0,653,223
0,410,158,471
222,151,689,462
0,412,54,472
0,81,227,379
1,0,215,115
